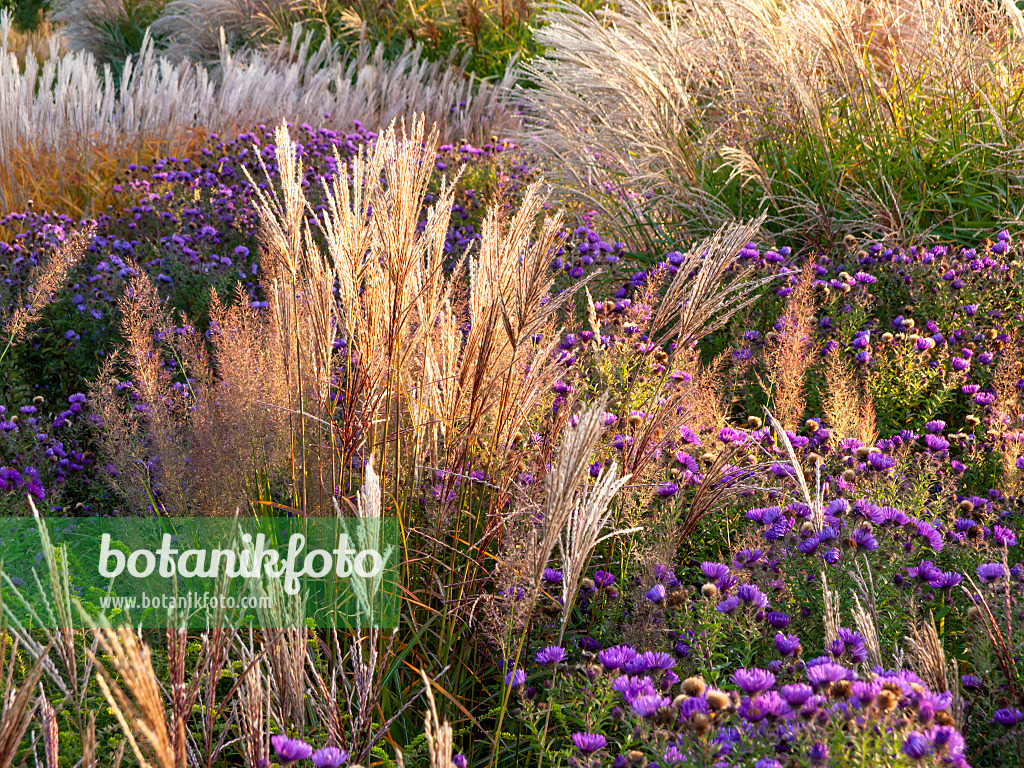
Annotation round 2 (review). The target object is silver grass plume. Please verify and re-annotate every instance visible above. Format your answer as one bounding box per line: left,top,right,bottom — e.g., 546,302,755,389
557,461,637,635
535,393,610,585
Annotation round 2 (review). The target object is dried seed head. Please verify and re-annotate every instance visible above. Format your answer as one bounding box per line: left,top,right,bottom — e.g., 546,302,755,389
691,713,711,736
877,690,898,713
653,706,677,727
747,416,762,429
882,332,894,343
959,500,975,512
842,469,856,482
805,419,819,432
706,690,730,710
701,583,719,600
855,446,870,459
830,680,852,699
682,676,706,697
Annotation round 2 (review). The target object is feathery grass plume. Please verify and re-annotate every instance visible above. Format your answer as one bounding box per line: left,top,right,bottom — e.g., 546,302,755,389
821,571,841,649
519,0,1024,248
557,461,636,634
244,537,307,732
234,630,270,768
150,0,308,62
761,262,817,430
0,10,517,214
850,553,883,667
347,456,395,625
49,0,168,67
906,612,951,698
422,669,455,768
82,711,97,768
851,592,882,668
93,277,292,514
991,331,1024,489
765,409,823,530
535,393,611,584
648,214,778,351
83,622,178,768
823,352,867,444
1,225,92,358
39,693,58,768
0,634,51,768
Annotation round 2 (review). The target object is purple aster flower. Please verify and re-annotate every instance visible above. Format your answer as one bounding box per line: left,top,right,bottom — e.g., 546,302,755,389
272,735,313,763
631,693,671,717
780,683,813,706
598,645,638,670
594,570,615,587
535,646,567,665
701,561,730,580
646,584,667,603
806,663,850,687
718,427,746,444
867,452,895,471
775,633,801,656
902,733,932,760
978,562,1005,583
766,611,790,628
623,651,676,675
993,708,1024,726
505,668,526,687
542,568,563,584
852,527,879,552
808,743,829,764
311,748,349,768
916,522,943,552
656,482,679,497
452,755,467,768
994,525,1017,547
732,667,775,694
755,761,783,768
737,583,769,608
929,570,962,590
717,596,740,614
571,733,608,753
679,425,702,445
961,674,982,689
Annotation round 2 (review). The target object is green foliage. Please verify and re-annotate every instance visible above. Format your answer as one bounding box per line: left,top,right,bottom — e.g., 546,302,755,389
0,0,49,30
868,339,955,434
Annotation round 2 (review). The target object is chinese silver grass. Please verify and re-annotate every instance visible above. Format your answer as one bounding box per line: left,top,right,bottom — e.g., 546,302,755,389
243,533,307,732
849,554,883,668
347,455,395,626
535,393,611,585
821,570,840,649
39,692,58,768
0,633,51,768
851,592,882,668
557,462,637,636
234,630,270,768
649,214,777,350
83,620,177,768
0,10,518,212
764,409,823,531
906,611,950,698
421,669,455,768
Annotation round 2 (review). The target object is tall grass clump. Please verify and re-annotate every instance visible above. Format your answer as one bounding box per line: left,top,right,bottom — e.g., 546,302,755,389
0,10,518,216
520,0,1024,253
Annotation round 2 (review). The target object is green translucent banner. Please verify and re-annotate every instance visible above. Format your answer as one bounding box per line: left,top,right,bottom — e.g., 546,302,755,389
0,516,400,629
